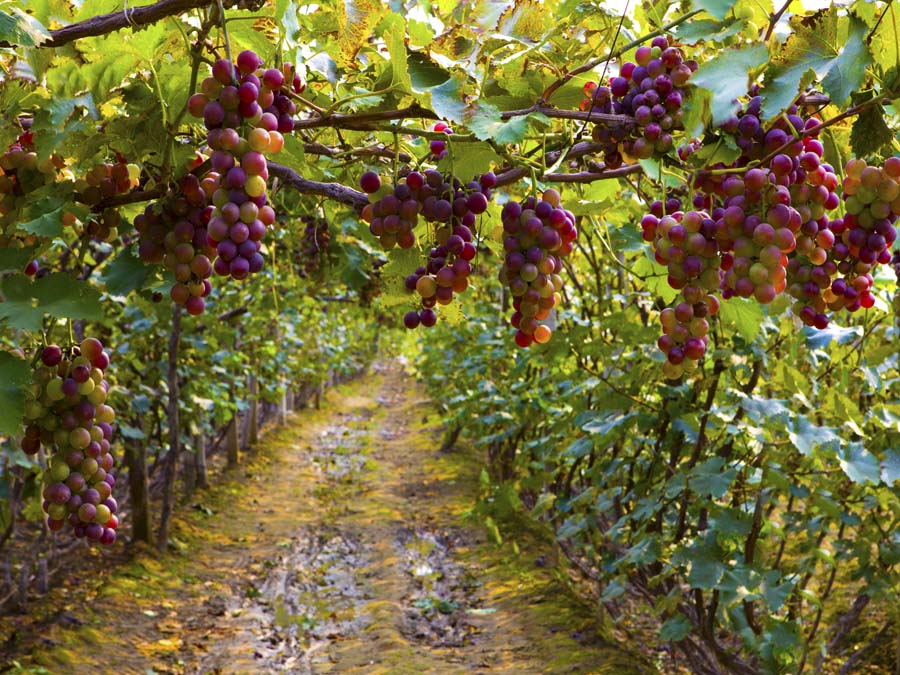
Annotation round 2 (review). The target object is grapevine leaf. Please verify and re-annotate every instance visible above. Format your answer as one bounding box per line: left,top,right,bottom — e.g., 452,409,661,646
0,246,38,273
717,297,764,342
690,457,737,498
0,8,51,47
338,244,374,290
429,76,467,125
693,0,738,20
674,18,747,45
437,141,503,182
379,13,411,92
379,246,422,308
882,451,900,485
788,416,839,456
563,436,593,459
839,443,881,485
761,572,794,611
690,44,768,126
688,554,725,590
633,254,679,304
335,0,387,69
408,52,451,91
17,206,65,238
0,352,29,437
803,323,862,348
850,102,893,158
464,102,535,144
761,10,872,118
101,246,154,297
117,423,147,441
659,615,693,642
276,0,302,49
0,273,103,331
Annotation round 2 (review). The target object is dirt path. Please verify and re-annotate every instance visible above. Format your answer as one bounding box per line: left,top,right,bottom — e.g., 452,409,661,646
1,362,643,675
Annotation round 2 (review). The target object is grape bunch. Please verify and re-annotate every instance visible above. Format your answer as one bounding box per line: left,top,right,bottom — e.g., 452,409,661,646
402,230,476,329
188,49,286,282
398,172,493,328
74,157,141,242
658,293,720,380
642,210,721,297
498,188,577,346
821,158,900,310
640,210,721,373
296,216,332,279
696,98,844,312
361,168,491,251
581,35,695,168
0,131,65,250
21,338,119,546
135,173,219,315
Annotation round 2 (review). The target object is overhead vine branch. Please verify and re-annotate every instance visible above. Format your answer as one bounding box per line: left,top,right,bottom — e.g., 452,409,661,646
0,0,240,49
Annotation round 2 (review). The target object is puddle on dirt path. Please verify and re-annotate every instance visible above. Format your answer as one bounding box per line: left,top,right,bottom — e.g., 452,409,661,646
2,362,646,675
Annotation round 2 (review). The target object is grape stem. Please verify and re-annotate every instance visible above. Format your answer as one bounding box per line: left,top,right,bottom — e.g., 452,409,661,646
572,351,660,412
214,0,236,86
763,0,793,41
539,8,703,104
754,88,900,169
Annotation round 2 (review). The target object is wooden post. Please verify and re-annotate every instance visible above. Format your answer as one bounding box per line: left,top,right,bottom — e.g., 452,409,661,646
17,561,29,609
37,558,48,594
126,433,151,543
157,305,182,551
247,373,259,445
195,433,209,489
279,379,288,424
226,411,240,467
181,445,196,497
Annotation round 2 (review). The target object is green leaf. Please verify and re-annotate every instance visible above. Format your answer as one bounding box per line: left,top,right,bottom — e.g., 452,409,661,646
690,457,737,498
437,141,502,182
100,246,154,297
850,102,893,158
0,273,104,331
464,102,535,144
408,52,450,91
839,443,881,485
694,0,738,20
762,10,872,118
0,246,38,273
691,44,768,126
276,0,302,49
717,297,764,342
633,254,679,304
788,416,839,456
563,436,593,459
659,614,693,641
761,571,794,611
429,76,466,125
118,423,147,440
674,18,748,44
0,8,51,47
17,206,65,238
688,555,724,590
379,13,411,92
0,352,29,437
882,451,900,485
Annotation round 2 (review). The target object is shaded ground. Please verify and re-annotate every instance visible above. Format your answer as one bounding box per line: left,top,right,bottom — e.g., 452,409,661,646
0,362,646,675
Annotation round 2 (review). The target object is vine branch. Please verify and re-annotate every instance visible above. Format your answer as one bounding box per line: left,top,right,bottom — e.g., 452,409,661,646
0,0,239,49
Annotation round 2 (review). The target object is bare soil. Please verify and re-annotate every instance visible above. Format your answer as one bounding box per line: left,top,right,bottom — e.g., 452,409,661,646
0,362,644,675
